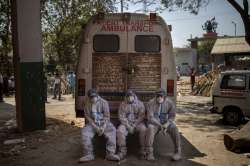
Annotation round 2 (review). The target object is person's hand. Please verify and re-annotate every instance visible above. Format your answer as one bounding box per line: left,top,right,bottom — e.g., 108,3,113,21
159,125,167,136
159,124,164,131
96,127,105,136
162,121,171,135
131,123,136,129
162,128,168,135
128,125,135,134
162,121,170,129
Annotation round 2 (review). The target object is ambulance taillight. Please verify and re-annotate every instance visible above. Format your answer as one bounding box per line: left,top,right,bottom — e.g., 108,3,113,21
167,80,174,96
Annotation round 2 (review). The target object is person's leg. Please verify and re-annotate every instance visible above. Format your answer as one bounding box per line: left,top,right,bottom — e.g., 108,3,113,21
58,84,61,100
104,122,120,161
135,123,147,159
116,124,128,159
72,86,75,98
44,81,48,102
79,124,96,162
167,121,181,161
0,83,3,102
145,124,159,160
69,86,72,95
53,84,57,99
3,78,9,96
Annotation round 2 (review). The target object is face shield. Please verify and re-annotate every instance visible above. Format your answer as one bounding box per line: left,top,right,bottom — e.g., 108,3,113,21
156,95,164,104
127,95,135,104
90,96,98,104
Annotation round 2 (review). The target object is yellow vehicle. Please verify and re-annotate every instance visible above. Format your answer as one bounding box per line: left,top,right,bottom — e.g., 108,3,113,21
75,13,176,117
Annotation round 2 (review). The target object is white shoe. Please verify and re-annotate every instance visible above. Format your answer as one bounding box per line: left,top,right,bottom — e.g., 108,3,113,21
172,152,181,161
106,154,120,161
146,153,155,161
79,154,94,163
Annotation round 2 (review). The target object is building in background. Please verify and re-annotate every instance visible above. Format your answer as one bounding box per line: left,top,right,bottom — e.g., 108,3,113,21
211,37,250,70
174,48,197,76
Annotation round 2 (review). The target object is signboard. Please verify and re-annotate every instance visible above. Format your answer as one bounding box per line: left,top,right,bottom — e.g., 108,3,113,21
98,20,154,32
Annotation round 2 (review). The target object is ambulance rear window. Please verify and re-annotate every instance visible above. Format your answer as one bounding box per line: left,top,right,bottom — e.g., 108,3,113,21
221,74,246,90
93,35,119,52
135,35,160,52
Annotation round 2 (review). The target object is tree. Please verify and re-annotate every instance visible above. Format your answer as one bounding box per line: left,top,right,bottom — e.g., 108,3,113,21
41,0,117,72
120,0,211,14
197,39,216,55
226,0,250,45
197,39,216,68
0,0,12,74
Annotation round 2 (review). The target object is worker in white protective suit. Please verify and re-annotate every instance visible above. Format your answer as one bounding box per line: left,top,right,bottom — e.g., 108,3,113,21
79,89,120,162
145,88,181,161
117,90,146,160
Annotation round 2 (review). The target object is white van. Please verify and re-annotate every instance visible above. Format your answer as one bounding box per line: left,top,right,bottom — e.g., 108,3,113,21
75,13,177,118
211,70,250,125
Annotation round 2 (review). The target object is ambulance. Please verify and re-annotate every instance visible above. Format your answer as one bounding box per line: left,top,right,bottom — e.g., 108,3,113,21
75,13,177,118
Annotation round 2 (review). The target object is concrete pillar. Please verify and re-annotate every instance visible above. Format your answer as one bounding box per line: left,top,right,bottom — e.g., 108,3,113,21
11,0,45,131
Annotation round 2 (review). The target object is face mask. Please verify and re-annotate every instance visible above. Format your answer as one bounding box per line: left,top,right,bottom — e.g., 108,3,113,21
90,97,98,103
127,96,135,103
157,96,164,104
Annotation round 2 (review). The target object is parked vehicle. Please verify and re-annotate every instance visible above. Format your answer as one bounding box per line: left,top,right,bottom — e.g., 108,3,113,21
75,13,177,117
211,70,250,125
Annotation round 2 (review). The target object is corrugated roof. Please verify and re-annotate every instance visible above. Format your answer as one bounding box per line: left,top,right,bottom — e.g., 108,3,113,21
211,37,250,54
222,70,250,74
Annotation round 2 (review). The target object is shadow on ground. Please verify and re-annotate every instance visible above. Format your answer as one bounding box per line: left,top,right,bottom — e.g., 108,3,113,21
0,102,16,143
0,99,209,166
0,102,15,124
0,116,208,166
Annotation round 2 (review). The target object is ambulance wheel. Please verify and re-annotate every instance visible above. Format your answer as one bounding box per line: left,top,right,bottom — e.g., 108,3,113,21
223,108,242,126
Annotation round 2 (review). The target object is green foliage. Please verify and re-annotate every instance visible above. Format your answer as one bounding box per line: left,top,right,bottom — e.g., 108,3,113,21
41,0,117,72
161,0,210,14
129,0,210,14
197,39,216,55
0,0,12,74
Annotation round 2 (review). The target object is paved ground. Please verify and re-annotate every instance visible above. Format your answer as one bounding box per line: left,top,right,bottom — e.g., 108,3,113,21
0,92,250,166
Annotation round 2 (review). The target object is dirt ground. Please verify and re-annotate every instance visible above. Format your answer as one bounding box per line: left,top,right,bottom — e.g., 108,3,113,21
0,79,250,166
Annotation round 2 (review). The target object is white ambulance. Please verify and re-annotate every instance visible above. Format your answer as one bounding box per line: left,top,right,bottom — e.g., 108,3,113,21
211,70,250,125
75,13,177,118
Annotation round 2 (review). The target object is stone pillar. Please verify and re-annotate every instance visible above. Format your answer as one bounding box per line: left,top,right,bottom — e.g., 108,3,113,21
11,0,45,131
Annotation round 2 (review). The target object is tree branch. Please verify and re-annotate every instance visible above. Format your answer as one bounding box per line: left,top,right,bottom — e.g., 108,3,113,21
227,0,248,18
227,0,250,45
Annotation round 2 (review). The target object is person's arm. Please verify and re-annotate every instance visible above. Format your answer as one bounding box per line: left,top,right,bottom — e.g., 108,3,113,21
167,99,176,122
134,102,145,127
84,104,98,130
162,100,176,133
146,102,162,127
101,100,110,130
